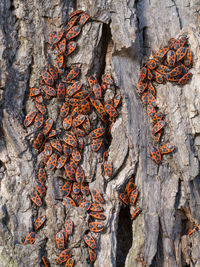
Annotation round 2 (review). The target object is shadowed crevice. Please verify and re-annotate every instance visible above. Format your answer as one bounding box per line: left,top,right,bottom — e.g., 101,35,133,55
116,205,133,267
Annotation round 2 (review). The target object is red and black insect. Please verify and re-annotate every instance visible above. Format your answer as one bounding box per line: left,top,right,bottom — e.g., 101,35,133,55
41,256,50,267
168,38,175,49
146,59,158,70
150,146,161,164
88,248,96,263
152,112,163,124
147,105,156,118
104,103,118,118
63,114,72,130
90,203,103,212
41,70,54,85
79,200,91,210
152,70,164,84
56,231,65,249
184,48,192,66
50,139,62,153
103,160,113,177
47,129,56,138
24,232,36,244
57,155,68,169
131,207,141,220
69,10,84,19
34,215,46,231
113,94,122,108
64,163,76,180
65,257,75,267
33,132,44,150
93,83,102,99
129,189,138,206
65,68,80,83
65,41,77,56
139,66,147,81
90,127,105,139
63,196,76,207
56,249,72,264
72,114,85,127
34,112,44,128
176,47,187,61
72,148,81,162
154,131,162,142
66,25,81,40
159,143,175,154
101,73,113,85
42,85,56,97
63,131,78,147
24,112,37,127
156,64,171,75
173,36,187,50
34,95,44,104
152,120,165,134
81,183,90,196
125,178,136,197
48,64,58,80
65,15,79,31
75,166,85,183
44,142,53,157
92,138,103,152
56,54,64,69
60,102,70,118
91,189,104,204
34,180,46,197
178,72,192,85
60,181,72,198
89,222,104,233
57,82,65,100
43,118,54,135
38,168,47,183
72,182,81,194
79,12,90,26
89,211,106,220
46,153,57,170
187,225,198,236
119,193,129,205
35,102,47,114
147,81,156,96
29,87,40,97
65,219,73,235
138,79,147,94
49,30,64,45
30,191,42,206
83,234,96,249
167,50,176,67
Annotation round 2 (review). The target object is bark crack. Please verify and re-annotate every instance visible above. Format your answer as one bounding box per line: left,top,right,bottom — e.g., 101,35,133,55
171,0,183,30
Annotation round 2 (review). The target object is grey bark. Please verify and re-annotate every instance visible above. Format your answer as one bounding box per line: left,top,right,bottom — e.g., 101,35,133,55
0,0,200,266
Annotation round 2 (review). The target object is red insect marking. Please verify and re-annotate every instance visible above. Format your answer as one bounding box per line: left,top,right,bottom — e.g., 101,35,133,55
159,143,175,154
56,231,65,249
131,207,141,220
24,232,36,244
101,73,113,85
24,112,37,127
46,153,57,170
41,70,54,85
119,193,129,205
34,215,46,231
56,249,72,264
150,146,161,164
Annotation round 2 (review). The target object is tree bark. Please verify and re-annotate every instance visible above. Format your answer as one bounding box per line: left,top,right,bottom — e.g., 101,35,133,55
0,0,200,266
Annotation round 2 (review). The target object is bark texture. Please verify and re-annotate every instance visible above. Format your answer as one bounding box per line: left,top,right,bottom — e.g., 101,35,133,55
0,0,200,266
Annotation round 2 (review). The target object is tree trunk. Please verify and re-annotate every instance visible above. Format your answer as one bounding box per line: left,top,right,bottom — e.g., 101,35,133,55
0,0,200,266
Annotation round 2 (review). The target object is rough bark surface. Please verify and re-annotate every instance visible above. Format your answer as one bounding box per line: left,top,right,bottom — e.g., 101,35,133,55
0,0,200,267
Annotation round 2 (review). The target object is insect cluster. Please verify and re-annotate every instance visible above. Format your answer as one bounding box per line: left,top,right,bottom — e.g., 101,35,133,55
23,9,122,266
138,36,193,164
119,177,141,220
